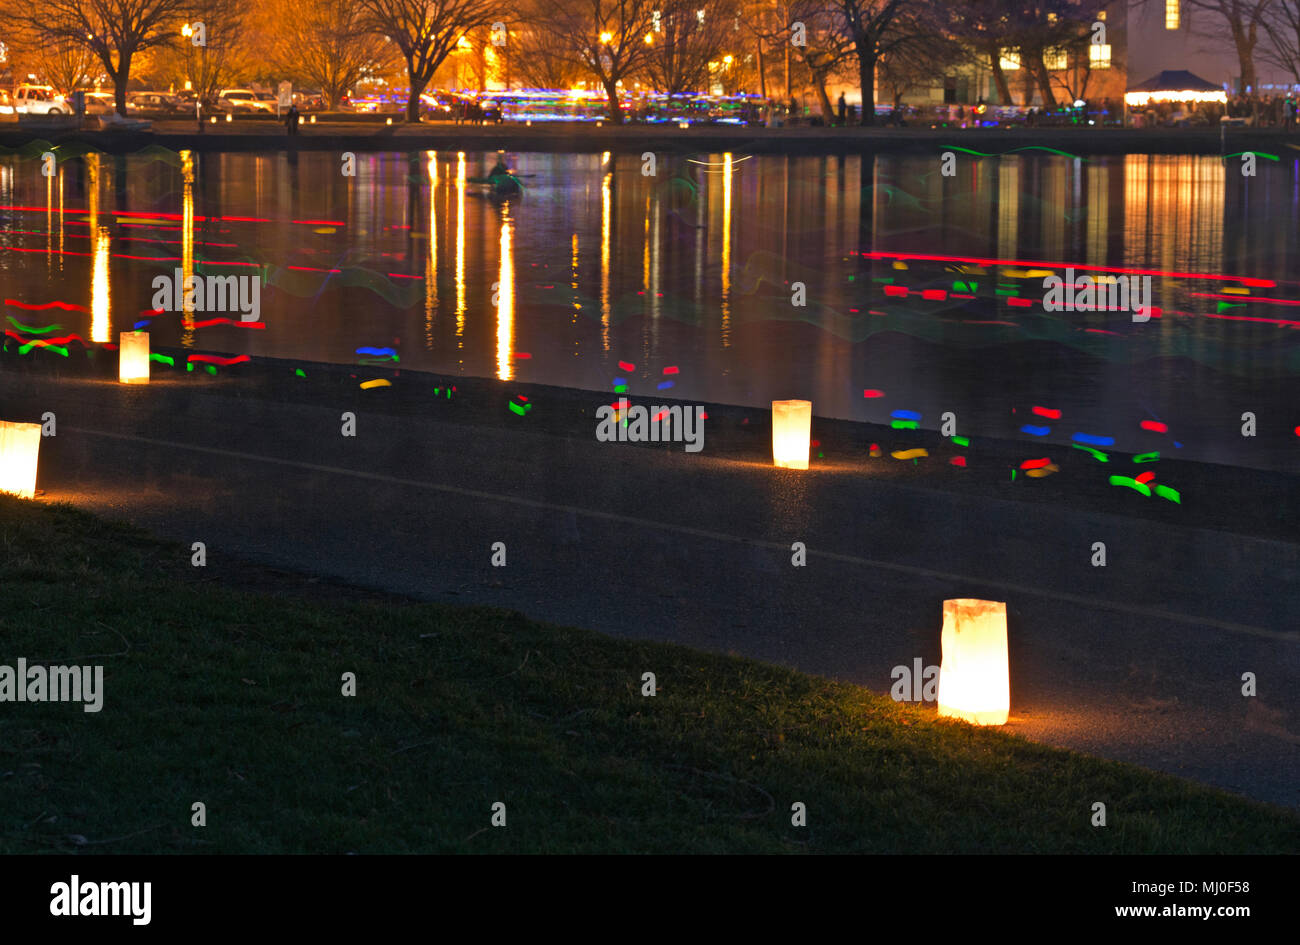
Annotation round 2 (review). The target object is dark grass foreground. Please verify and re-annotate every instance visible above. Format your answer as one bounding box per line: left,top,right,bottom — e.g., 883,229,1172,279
1,496,1296,854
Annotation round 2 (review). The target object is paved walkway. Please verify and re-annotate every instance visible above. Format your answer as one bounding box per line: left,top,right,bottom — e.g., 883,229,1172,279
3,360,1296,808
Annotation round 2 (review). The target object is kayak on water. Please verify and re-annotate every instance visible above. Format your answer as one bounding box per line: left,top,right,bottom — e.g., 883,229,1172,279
466,173,524,196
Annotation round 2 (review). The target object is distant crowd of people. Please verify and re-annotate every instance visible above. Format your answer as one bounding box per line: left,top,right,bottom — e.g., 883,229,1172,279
1133,93,1297,128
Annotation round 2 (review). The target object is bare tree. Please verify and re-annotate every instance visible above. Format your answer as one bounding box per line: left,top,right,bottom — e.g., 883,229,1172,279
821,0,940,125
3,23,100,94
5,0,193,115
264,0,396,108
530,0,656,122
1261,0,1300,81
788,0,853,121
1135,0,1276,92
355,0,500,121
143,0,254,103
642,0,737,99
512,14,587,88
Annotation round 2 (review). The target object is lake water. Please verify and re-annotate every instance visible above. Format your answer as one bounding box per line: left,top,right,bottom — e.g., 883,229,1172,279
2,147,1298,471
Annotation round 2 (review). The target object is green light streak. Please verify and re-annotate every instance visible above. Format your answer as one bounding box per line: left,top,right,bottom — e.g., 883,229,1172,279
19,341,68,356
1072,444,1109,462
6,317,62,334
1109,475,1151,497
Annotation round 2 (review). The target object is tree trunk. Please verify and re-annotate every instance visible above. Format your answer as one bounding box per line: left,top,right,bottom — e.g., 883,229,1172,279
989,49,1011,105
858,45,876,126
406,72,427,122
814,76,833,122
785,42,791,98
1232,28,1256,91
603,77,623,123
757,35,766,100
1031,53,1055,107
114,56,131,117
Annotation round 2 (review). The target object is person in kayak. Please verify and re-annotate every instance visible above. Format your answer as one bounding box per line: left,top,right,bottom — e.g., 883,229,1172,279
489,156,510,178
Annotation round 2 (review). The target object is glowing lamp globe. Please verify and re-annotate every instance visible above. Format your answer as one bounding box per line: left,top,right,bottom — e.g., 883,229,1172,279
0,421,41,499
119,331,151,384
937,599,1009,726
771,400,812,470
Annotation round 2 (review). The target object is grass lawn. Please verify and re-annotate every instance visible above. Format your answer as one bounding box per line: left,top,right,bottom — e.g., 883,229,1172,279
1,495,1296,854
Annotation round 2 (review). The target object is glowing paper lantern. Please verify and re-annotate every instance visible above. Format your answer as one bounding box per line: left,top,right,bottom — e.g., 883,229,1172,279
937,599,1009,726
119,331,151,384
0,421,41,499
771,400,812,470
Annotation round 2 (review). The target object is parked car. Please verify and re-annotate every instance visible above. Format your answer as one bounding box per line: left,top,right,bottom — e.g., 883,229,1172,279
13,85,67,115
84,91,117,114
293,89,326,111
216,89,264,113
253,91,280,111
128,91,188,114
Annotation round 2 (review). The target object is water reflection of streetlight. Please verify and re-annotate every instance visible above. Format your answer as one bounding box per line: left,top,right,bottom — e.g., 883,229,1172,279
425,151,438,349
88,154,111,344
455,153,465,343
601,168,611,351
496,208,514,381
721,152,732,346
181,149,195,347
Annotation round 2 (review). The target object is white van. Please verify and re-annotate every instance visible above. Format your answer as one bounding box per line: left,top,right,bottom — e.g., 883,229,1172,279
14,85,67,115
217,89,273,113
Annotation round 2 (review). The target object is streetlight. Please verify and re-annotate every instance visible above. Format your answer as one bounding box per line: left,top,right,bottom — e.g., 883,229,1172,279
600,31,613,44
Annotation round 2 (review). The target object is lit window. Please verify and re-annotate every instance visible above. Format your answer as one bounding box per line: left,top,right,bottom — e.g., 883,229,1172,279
1166,1,1179,30
1097,11,1105,20
1090,44,1111,69
1044,48,1067,70
1000,49,1020,71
